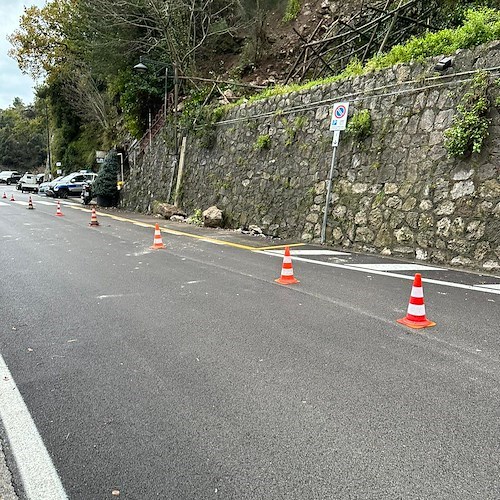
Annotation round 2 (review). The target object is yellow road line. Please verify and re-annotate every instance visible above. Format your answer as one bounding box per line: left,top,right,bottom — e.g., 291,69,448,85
70,207,259,251
254,243,305,251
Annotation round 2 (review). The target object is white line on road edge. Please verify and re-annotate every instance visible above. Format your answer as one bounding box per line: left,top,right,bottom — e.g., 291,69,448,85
260,251,500,296
348,263,445,271
266,249,350,256
0,354,67,500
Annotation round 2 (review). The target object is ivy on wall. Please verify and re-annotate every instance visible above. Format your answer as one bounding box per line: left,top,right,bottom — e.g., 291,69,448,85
444,70,491,158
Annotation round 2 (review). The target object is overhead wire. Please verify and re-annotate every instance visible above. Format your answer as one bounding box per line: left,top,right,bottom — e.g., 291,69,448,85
208,65,500,129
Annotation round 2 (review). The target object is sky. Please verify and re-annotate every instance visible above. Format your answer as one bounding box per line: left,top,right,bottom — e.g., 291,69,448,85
1,0,46,109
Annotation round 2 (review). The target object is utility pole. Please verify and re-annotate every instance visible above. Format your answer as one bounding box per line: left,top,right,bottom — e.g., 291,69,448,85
44,100,51,179
174,63,179,155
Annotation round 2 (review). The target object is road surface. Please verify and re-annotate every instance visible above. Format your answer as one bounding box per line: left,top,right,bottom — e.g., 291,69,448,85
1,185,499,499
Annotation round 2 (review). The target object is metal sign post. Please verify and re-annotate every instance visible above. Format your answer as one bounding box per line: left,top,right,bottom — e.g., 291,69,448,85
321,102,349,244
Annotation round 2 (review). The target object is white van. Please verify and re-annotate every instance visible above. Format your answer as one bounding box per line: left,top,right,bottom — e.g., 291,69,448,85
19,173,39,193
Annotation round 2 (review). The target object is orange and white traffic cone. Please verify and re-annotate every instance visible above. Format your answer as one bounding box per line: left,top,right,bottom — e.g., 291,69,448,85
10,193,15,201
275,246,299,285
55,200,64,216
89,207,99,226
150,223,166,249
397,273,436,329
27,196,34,210
2,192,6,199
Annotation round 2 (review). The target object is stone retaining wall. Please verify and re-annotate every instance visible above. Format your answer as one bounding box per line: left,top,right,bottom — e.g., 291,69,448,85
122,41,500,272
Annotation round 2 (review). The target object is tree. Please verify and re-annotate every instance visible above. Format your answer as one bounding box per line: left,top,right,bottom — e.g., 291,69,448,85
92,149,119,205
80,0,245,75
0,99,46,172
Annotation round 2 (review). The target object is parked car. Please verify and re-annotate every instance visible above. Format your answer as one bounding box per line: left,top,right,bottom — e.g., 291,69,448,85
0,171,22,185
38,176,64,196
18,173,39,193
51,171,97,198
45,174,72,197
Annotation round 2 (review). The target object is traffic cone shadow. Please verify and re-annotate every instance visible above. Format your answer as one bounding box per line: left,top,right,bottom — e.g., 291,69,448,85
275,246,299,285
397,273,436,329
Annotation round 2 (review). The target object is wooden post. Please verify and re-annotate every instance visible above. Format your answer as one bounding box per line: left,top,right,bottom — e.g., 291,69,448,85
174,136,187,207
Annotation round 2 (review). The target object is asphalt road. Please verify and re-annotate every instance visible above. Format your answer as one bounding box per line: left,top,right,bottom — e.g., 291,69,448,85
1,186,499,500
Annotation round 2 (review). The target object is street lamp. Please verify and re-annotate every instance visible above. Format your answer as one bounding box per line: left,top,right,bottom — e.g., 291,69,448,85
134,56,179,128
133,57,179,154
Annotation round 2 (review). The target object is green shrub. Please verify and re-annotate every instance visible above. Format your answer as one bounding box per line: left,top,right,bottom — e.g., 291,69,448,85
346,109,372,142
283,0,301,22
188,208,203,226
253,134,271,150
444,70,491,158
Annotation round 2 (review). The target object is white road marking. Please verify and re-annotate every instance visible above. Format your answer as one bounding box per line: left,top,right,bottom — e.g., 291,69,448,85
96,293,141,299
349,263,444,271
267,249,350,256
0,354,67,500
474,283,500,291
261,251,500,296
12,201,28,206
0,201,8,206
35,200,56,206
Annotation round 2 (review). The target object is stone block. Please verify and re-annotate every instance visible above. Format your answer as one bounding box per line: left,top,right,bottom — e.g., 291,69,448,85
483,260,500,271
479,179,500,198
355,227,375,243
416,248,429,261
386,196,402,209
402,197,417,211
394,226,414,244
435,200,455,216
451,180,475,200
419,109,435,132
452,168,474,181
451,256,474,267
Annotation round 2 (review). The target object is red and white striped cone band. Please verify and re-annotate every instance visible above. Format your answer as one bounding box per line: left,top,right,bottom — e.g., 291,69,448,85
397,273,435,329
150,225,165,249
56,201,63,216
89,208,99,226
275,246,299,284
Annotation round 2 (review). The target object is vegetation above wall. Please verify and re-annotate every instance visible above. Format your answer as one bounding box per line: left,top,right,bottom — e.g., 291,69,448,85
229,8,500,107
5,1,500,172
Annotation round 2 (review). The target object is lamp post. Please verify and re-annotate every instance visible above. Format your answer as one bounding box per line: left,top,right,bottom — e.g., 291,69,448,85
133,57,179,153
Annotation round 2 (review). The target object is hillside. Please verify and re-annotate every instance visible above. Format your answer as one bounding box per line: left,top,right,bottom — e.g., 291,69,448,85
213,0,454,87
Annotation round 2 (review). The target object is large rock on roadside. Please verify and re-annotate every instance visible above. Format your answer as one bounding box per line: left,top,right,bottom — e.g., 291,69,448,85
203,206,224,228
152,201,186,219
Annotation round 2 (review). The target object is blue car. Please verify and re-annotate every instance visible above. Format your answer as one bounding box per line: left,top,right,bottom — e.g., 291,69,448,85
50,171,97,198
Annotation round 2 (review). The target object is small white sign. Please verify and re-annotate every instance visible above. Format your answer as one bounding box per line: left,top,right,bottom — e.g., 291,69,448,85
330,102,349,131
332,130,341,147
